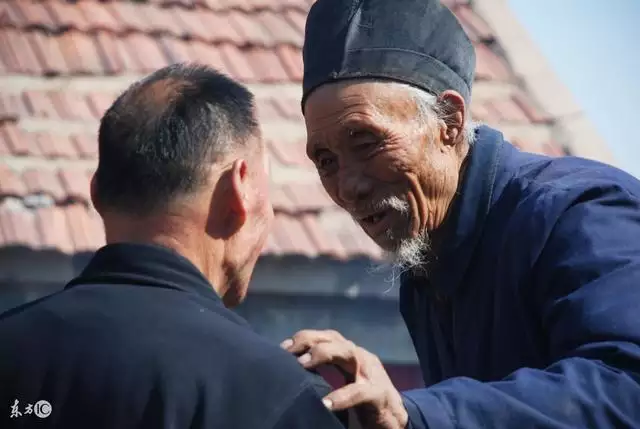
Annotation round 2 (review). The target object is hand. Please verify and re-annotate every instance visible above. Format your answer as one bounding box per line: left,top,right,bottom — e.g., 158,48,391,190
281,329,408,429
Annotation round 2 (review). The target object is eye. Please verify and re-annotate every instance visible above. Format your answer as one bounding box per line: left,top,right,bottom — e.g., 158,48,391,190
356,141,376,151
312,149,338,175
348,128,369,139
316,155,336,170
348,128,379,153
318,156,335,169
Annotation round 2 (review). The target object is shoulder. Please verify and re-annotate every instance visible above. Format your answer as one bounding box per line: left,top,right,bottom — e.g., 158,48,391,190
483,153,640,271
511,154,640,203
498,153,640,230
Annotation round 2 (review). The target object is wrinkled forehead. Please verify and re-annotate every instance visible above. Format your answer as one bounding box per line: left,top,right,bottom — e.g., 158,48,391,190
303,80,419,142
304,82,377,128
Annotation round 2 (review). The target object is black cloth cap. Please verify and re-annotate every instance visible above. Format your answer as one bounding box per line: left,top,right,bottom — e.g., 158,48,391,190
302,0,476,109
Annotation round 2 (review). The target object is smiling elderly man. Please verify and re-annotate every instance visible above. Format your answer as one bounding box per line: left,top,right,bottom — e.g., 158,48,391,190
280,0,640,428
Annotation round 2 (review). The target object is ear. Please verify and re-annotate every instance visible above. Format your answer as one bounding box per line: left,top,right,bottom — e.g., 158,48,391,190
89,172,101,214
228,158,250,228
437,90,466,147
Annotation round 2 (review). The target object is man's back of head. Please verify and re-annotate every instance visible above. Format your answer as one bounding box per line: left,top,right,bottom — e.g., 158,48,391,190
93,63,274,307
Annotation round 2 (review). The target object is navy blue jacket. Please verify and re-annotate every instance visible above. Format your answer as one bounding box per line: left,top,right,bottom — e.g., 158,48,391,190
0,244,346,429
401,126,640,428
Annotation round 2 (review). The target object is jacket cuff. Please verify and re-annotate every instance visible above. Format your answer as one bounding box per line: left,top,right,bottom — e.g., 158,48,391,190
402,390,453,429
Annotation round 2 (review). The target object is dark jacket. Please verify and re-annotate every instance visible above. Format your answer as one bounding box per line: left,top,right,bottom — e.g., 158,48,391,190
0,243,346,429
401,126,640,428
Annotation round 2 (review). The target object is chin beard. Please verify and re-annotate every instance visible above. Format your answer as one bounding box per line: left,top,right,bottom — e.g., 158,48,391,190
355,195,431,279
385,230,431,273
369,227,431,287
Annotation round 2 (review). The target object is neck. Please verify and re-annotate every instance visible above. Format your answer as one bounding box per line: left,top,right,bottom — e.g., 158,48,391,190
102,212,228,299
429,142,471,251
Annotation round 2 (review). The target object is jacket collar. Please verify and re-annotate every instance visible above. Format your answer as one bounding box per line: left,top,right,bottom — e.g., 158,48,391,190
67,242,224,307
404,125,507,295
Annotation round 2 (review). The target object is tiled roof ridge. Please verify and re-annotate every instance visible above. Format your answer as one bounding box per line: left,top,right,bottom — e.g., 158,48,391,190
1,0,309,49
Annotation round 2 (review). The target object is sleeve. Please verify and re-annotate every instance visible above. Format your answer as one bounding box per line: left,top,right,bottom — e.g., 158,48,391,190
402,184,640,429
305,369,350,427
271,384,348,429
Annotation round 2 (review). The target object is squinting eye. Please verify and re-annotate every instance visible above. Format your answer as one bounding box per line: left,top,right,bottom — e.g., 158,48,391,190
357,141,376,150
318,157,335,168
349,129,366,138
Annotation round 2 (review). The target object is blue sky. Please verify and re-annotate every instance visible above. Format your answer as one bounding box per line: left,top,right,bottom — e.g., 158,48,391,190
509,0,640,178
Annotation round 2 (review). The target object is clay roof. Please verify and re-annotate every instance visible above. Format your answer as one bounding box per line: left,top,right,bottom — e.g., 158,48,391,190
0,0,568,260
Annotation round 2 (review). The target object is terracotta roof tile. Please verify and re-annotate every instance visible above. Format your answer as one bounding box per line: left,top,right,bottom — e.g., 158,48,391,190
283,9,306,34
65,203,102,252
512,92,551,124
219,44,258,81
58,168,92,203
256,11,302,44
188,41,230,76
275,44,304,81
267,139,309,166
35,133,79,159
71,134,98,159
0,205,40,248
0,164,27,197
76,2,123,32
1,1,26,28
0,0,566,260
474,43,513,81
453,4,494,42
272,213,318,257
246,48,291,82
35,205,74,254
0,122,35,156
30,31,68,76
45,1,90,31
486,98,530,123
22,168,67,202
24,90,57,118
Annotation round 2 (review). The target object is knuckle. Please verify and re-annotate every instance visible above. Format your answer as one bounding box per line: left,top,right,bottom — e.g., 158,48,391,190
310,343,330,360
354,345,369,359
292,329,314,342
352,385,369,403
325,329,343,340
359,346,380,363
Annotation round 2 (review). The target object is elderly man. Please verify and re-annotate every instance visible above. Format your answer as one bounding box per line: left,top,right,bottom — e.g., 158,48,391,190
281,0,640,428
0,64,347,429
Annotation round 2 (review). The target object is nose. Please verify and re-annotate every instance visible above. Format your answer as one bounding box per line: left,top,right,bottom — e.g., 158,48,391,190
337,170,374,207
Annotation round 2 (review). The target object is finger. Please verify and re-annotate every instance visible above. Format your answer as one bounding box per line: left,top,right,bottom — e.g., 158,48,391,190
298,340,357,369
281,329,345,354
323,382,375,411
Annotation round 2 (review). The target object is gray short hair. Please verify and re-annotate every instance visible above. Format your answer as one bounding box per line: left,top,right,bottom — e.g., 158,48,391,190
362,79,477,145
392,81,477,145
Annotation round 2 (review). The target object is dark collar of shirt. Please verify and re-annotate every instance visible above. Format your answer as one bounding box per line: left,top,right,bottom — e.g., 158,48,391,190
66,242,246,324
403,125,509,296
